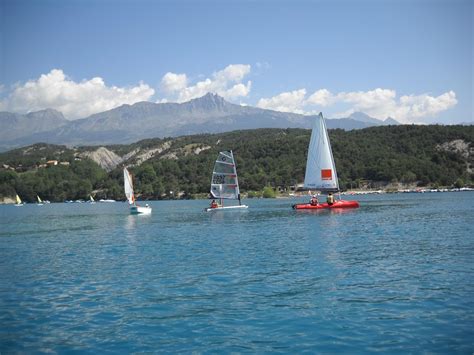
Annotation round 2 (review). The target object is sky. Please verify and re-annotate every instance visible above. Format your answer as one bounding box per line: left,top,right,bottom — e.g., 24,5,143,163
0,0,472,124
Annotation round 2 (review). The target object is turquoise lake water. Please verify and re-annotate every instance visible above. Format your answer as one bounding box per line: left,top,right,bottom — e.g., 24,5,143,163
1,192,473,353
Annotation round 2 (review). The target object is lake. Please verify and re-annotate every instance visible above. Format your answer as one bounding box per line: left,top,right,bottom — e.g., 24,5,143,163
1,192,473,353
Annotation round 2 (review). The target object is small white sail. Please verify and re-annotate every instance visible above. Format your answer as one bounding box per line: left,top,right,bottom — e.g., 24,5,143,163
123,167,152,214
36,195,44,205
123,168,135,205
90,195,95,202
304,112,339,192
15,194,22,205
210,151,241,200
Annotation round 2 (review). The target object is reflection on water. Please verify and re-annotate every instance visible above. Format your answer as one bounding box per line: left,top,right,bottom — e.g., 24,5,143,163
0,193,473,353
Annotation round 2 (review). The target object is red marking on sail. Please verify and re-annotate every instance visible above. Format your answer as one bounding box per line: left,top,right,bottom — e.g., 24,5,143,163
321,169,332,180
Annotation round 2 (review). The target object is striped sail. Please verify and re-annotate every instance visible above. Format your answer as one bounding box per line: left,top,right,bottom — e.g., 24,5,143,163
123,168,135,205
304,112,339,192
210,151,240,200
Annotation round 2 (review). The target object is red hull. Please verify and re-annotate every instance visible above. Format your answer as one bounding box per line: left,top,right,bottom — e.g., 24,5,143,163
292,200,360,210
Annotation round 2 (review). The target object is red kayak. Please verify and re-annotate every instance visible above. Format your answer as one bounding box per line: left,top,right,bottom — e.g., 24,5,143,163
292,200,360,210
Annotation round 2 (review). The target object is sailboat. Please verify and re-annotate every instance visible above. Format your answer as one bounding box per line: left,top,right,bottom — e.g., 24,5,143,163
36,195,44,206
123,167,152,215
205,150,248,212
89,195,96,204
14,194,24,206
293,113,359,210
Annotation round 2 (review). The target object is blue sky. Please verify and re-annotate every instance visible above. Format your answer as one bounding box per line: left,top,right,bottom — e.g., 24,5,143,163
1,0,472,123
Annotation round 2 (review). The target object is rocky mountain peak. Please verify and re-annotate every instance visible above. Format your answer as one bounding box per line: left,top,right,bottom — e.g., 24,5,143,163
184,92,230,112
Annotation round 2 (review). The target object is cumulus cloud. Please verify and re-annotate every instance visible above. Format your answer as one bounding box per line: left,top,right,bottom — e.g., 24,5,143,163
160,72,188,94
0,69,155,119
306,89,334,107
258,88,457,123
160,64,252,103
257,89,307,114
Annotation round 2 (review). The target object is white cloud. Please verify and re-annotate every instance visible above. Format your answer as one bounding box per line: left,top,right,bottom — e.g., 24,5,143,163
257,89,307,114
160,64,252,103
398,91,458,119
0,69,155,119
258,87,457,123
306,89,334,107
160,72,188,94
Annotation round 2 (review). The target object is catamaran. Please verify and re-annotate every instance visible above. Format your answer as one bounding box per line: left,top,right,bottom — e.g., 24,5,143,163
205,150,248,212
14,194,24,206
36,195,44,206
293,113,360,210
123,167,152,215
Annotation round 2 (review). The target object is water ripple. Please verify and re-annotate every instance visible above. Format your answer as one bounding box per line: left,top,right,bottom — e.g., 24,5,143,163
1,193,473,352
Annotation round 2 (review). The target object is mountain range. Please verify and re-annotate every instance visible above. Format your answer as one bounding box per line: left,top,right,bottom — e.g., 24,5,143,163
0,93,400,151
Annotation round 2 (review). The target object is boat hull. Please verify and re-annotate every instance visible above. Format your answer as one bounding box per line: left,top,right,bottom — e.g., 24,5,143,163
130,206,152,215
292,200,360,210
205,205,249,212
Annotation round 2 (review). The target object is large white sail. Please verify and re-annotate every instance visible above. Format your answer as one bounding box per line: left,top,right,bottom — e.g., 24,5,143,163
210,151,241,200
123,168,135,205
304,113,339,192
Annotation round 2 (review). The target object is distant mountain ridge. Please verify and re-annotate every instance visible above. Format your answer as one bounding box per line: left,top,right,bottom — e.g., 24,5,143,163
0,93,400,151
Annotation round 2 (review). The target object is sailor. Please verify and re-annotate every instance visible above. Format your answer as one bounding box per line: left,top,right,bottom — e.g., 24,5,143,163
327,192,334,205
210,199,218,209
310,195,318,206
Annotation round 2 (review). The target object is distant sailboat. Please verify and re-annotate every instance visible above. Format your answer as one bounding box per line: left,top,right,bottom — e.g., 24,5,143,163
36,195,44,206
293,113,359,210
123,167,152,215
205,150,248,212
89,195,96,204
14,194,24,206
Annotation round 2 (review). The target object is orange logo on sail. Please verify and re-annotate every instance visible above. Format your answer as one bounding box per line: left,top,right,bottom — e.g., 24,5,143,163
321,169,332,180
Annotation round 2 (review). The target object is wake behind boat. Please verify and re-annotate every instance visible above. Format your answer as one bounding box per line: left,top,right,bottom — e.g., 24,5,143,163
205,150,248,212
293,113,359,210
124,168,152,215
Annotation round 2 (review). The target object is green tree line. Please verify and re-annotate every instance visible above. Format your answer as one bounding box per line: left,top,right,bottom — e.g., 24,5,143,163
1,125,472,202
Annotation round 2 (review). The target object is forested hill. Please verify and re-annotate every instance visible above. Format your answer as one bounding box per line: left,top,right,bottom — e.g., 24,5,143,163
0,125,472,202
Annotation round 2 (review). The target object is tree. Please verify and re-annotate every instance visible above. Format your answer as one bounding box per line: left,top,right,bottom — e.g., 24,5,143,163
262,186,276,198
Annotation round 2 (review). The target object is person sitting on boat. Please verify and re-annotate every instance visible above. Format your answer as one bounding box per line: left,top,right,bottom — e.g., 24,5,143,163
210,199,218,209
327,192,335,205
310,195,319,206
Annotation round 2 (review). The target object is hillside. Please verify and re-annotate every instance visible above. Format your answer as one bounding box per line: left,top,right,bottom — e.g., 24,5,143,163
0,125,472,202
